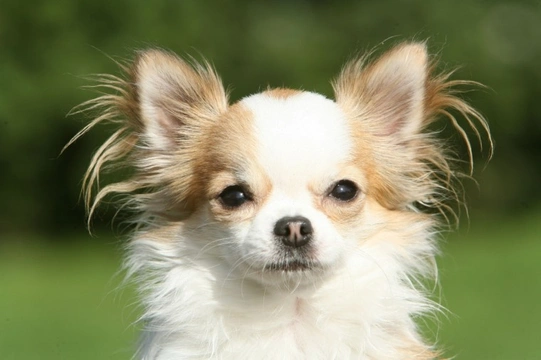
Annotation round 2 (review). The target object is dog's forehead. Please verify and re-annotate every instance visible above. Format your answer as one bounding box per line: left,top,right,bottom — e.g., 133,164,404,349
241,91,352,188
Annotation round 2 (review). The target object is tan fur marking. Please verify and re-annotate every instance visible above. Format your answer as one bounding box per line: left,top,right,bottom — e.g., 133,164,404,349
319,196,366,228
264,88,301,99
202,102,273,224
310,165,368,228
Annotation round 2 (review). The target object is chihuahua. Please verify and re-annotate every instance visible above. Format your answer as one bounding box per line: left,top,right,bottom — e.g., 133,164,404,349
69,42,490,359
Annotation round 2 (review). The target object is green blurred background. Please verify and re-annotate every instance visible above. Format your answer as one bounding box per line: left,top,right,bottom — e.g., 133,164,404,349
1,1,540,359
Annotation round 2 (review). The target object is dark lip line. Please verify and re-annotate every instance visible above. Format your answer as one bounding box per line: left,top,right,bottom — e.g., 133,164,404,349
264,260,320,272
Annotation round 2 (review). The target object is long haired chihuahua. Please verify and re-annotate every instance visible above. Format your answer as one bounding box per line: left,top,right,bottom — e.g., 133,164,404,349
68,42,491,359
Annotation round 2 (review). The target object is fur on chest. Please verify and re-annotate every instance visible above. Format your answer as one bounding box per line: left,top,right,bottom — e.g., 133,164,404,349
130,236,436,360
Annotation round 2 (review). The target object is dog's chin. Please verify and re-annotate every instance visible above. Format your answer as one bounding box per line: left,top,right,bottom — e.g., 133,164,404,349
245,256,333,290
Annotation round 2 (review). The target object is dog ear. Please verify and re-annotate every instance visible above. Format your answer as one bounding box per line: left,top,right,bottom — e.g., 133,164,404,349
135,50,228,151
66,50,229,220
333,42,427,140
333,42,491,214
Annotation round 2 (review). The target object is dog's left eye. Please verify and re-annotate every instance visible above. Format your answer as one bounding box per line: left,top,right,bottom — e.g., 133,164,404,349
218,185,250,208
329,180,358,201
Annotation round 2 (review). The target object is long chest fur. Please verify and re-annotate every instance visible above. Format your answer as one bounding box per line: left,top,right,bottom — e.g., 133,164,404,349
132,241,432,360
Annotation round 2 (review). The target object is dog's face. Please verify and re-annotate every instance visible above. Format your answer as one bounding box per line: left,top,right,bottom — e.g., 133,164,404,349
200,91,365,287
130,44,431,289
79,43,488,290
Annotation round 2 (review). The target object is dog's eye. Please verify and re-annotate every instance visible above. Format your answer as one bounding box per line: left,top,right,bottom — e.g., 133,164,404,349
329,180,358,201
218,185,250,208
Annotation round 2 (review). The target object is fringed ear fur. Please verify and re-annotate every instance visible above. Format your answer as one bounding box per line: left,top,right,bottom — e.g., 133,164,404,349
335,43,428,139
66,50,228,225
136,50,228,151
333,42,492,220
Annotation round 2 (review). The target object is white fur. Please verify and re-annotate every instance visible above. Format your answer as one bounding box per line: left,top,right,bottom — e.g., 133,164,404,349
246,92,352,190
127,93,438,359
128,202,435,359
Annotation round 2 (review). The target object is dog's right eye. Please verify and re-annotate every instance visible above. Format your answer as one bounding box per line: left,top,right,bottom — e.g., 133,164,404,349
218,185,250,208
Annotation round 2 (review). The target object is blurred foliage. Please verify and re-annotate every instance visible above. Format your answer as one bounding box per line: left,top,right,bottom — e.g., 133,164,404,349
1,0,540,235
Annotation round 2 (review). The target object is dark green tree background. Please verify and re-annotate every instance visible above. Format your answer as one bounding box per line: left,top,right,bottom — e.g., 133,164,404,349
1,0,540,237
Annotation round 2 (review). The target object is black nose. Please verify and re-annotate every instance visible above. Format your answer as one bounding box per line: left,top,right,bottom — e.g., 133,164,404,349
273,216,313,248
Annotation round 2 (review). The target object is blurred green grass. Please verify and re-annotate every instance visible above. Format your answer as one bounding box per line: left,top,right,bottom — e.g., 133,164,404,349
1,213,540,359
438,211,541,360
0,238,139,360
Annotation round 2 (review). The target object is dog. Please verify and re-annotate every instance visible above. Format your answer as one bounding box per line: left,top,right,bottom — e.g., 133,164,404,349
68,42,491,359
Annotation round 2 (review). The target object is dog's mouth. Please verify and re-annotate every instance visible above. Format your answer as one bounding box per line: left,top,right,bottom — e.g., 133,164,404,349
264,260,318,272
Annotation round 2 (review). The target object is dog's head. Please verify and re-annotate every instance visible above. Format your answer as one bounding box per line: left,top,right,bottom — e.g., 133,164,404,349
73,43,489,289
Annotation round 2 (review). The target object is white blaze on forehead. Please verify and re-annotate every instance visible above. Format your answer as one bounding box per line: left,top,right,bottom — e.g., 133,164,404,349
241,92,352,192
